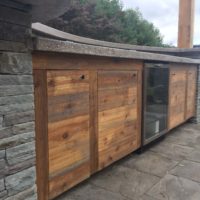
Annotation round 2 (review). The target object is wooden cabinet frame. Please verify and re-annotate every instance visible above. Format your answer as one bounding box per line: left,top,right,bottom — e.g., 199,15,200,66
33,52,143,200
33,52,198,199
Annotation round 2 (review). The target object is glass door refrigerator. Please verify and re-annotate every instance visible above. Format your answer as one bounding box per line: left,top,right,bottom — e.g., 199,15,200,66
142,63,169,146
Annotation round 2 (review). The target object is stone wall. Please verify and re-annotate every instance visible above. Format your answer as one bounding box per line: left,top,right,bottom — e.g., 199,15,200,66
0,2,37,200
0,53,37,200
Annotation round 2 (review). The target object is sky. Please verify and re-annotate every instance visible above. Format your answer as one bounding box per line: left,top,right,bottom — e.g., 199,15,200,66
121,0,200,46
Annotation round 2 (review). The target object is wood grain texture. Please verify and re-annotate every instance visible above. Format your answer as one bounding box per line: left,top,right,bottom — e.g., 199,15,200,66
33,54,144,199
32,52,143,71
47,70,90,197
185,66,197,119
47,70,90,97
33,70,49,200
168,66,187,130
49,162,90,200
98,71,141,170
89,71,99,174
168,64,198,130
33,52,197,200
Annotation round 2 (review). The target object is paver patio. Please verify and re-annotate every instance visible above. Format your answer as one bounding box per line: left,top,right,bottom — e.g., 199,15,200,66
56,123,200,200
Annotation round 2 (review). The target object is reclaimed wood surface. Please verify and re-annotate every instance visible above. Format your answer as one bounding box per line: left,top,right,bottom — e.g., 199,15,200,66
33,70,49,200
32,52,143,71
98,71,141,169
47,70,90,199
168,64,198,130
89,71,99,174
185,66,197,119
33,53,197,200
168,66,187,130
49,162,90,199
33,52,144,199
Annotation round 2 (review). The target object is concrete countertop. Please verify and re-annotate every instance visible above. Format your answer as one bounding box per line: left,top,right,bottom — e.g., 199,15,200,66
33,37,200,65
32,23,200,65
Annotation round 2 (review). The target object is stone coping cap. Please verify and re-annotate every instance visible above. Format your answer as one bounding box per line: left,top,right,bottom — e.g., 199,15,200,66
32,23,200,64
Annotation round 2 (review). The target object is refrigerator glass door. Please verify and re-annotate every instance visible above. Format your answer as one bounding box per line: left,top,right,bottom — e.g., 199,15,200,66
143,64,169,144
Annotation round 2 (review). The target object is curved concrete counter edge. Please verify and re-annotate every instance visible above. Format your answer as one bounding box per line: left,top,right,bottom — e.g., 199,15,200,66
33,37,200,65
32,23,200,64
32,23,200,56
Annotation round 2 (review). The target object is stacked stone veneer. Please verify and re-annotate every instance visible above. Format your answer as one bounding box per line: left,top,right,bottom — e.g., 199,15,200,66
0,53,37,199
0,1,37,199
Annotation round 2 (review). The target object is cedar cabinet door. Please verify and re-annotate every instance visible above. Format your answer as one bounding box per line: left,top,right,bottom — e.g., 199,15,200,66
185,67,197,120
97,71,140,170
168,67,187,130
47,70,90,199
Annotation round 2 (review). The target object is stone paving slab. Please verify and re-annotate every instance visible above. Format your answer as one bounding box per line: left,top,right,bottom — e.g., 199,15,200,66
164,127,200,148
139,194,158,200
170,160,200,183
186,150,200,163
57,184,129,200
149,140,194,161
121,151,178,178
179,123,200,131
89,165,160,200
147,174,200,200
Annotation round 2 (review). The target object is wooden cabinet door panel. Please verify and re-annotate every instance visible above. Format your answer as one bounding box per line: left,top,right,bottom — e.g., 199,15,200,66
98,71,140,170
47,70,90,199
186,67,197,119
168,67,187,130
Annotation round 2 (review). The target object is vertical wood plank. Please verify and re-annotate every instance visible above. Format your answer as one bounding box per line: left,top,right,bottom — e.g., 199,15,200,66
137,69,142,147
33,70,49,200
185,66,197,119
184,67,189,120
89,70,98,174
97,70,140,169
168,66,187,130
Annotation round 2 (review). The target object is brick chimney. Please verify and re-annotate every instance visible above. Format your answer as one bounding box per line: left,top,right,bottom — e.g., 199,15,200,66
178,0,195,48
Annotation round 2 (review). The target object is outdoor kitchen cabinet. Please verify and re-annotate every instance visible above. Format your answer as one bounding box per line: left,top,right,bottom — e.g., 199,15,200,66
168,64,197,130
34,69,91,199
33,52,142,200
98,71,141,170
